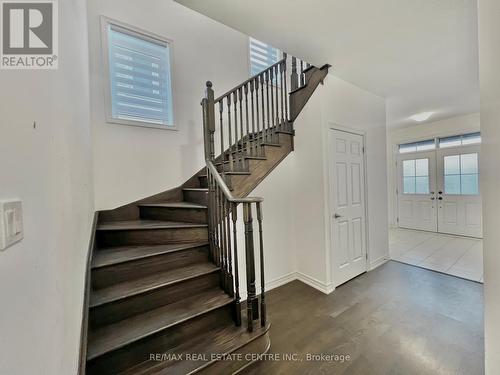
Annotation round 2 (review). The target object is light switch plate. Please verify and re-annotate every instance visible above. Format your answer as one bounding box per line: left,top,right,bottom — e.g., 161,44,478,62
0,200,23,250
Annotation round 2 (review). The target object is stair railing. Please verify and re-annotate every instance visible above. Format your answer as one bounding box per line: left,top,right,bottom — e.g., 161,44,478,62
201,52,313,332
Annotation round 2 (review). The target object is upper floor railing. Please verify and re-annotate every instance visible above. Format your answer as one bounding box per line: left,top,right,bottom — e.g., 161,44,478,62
201,52,314,332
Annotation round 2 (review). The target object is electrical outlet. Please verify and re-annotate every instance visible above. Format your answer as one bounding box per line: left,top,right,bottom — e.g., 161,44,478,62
0,200,23,250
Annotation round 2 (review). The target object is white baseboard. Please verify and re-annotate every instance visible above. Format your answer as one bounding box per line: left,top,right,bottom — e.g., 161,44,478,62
369,256,389,271
265,272,297,291
295,272,335,294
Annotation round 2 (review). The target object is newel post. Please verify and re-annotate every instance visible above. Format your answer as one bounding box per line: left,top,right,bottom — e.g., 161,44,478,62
202,82,216,263
243,203,259,332
203,81,216,162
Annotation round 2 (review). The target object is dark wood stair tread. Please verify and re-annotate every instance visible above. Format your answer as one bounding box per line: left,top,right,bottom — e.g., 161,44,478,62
90,262,219,308
87,288,233,360
92,242,209,269
97,220,207,231
138,202,207,209
121,320,270,375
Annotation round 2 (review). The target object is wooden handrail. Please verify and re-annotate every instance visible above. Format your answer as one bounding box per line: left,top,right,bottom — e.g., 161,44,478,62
214,57,286,103
206,161,263,203
201,52,322,333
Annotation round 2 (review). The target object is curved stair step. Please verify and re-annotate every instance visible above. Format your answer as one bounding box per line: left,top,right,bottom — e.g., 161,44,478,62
97,220,207,231
87,288,233,360
90,262,219,308
92,242,209,269
121,320,270,375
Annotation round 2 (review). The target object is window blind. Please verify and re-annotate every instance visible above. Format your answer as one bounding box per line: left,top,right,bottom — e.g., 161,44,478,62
249,37,280,76
108,25,173,126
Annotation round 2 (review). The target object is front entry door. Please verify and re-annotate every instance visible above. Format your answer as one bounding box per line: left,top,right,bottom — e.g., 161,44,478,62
329,129,367,287
397,151,438,232
436,145,482,237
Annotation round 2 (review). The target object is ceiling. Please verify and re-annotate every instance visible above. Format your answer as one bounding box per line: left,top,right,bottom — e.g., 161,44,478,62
176,0,479,129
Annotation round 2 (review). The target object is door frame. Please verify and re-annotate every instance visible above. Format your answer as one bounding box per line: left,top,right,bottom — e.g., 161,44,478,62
327,124,370,287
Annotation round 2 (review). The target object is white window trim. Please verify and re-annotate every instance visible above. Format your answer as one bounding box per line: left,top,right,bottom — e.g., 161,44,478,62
100,16,177,131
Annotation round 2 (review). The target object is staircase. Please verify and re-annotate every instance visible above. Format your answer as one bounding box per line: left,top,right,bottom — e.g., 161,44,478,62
81,55,330,374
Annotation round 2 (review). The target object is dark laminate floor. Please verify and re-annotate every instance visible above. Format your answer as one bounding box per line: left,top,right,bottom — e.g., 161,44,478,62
243,261,484,375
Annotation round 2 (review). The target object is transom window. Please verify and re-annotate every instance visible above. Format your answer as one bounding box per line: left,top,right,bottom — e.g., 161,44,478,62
103,18,174,129
249,37,281,76
444,153,479,195
399,139,435,153
398,132,481,154
403,158,430,194
439,132,481,148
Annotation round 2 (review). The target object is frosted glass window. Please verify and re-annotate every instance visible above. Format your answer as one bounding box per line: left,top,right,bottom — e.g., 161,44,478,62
444,153,479,195
402,158,429,194
105,21,174,127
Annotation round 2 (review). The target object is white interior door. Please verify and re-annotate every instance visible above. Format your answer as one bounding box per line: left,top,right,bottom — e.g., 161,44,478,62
397,151,438,232
329,129,367,286
436,145,483,237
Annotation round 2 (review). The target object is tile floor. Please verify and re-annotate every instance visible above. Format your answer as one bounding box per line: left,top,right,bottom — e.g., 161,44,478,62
390,227,483,283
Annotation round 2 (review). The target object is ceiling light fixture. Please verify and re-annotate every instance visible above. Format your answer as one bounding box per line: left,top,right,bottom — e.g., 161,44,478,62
409,111,434,122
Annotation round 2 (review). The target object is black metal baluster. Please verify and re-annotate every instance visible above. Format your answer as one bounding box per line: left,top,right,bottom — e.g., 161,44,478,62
231,202,241,326
256,202,266,327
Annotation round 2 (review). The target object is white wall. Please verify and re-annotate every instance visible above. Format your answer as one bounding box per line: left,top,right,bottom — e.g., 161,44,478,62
87,0,252,210
386,113,480,226
253,75,388,293
0,1,94,374
237,74,388,296
478,0,500,373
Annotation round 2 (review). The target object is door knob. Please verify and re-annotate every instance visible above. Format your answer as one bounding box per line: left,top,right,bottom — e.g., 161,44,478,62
334,213,342,219
438,197,443,200
438,191,443,195
430,197,435,200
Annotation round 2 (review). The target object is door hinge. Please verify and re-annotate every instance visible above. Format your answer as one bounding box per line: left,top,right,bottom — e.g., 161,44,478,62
362,146,365,154
396,188,398,195
366,253,368,260
397,217,399,223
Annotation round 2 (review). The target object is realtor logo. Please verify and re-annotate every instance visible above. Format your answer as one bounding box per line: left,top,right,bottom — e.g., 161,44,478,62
1,0,58,69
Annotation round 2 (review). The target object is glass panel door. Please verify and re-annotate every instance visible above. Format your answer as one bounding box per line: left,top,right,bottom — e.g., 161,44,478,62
436,145,482,238
397,151,438,232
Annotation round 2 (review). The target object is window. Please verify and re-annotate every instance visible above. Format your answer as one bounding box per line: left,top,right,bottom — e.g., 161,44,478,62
444,153,479,195
403,158,430,194
439,132,481,148
249,37,281,76
103,18,174,129
399,139,435,153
